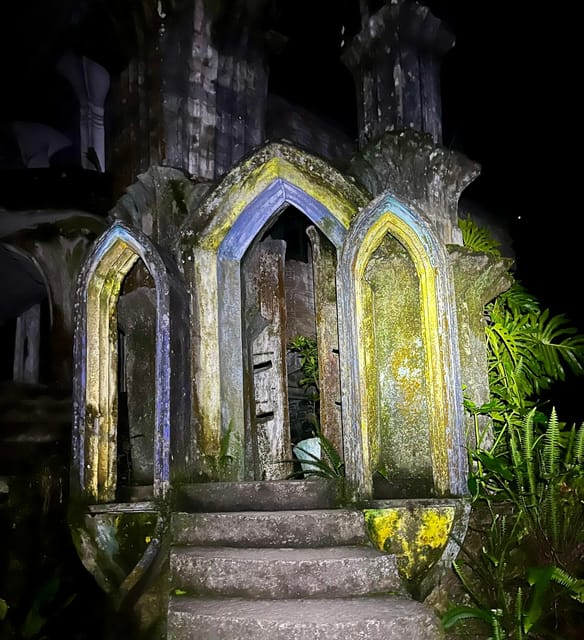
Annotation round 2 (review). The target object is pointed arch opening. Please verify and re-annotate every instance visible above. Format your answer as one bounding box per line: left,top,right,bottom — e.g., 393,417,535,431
218,181,346,480
180,145,367,481
339,195,466,499
73,222,190,503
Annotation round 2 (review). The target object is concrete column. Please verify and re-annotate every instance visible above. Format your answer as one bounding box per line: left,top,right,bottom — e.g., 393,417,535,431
307,226,343,458
13,303,41,383
243,239,292,480
342,0,454,147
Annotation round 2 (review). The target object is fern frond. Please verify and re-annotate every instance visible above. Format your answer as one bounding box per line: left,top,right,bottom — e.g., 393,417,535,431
549,567,584,603
509,429,524,495
544,408,560,478
575,422,584,465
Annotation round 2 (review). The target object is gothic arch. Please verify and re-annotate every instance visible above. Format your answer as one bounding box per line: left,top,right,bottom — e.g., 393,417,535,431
72,221,189,502
179,142,367,477
339,193,466,499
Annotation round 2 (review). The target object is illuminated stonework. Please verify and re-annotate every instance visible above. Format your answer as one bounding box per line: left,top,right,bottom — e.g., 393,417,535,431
72,222,190,503
339,194,466,498
73,142,470,501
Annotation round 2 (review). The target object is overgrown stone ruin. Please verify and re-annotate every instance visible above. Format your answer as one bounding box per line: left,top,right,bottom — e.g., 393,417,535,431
0,2,514,638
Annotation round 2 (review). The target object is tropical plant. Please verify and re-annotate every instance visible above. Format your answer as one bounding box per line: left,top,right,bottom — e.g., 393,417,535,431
444,409,584,639
442,217,584,639
286,335,345,479
288,335,319,401
290,431,345,480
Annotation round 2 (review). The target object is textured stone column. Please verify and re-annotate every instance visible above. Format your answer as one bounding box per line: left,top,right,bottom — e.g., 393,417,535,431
13,303,40,383
243,239,292,480
342,0,454,147
110,41,164,196
449,247,513,448
306,226,343,457
110,0,268,185
159,0,219,179
159,1,267,180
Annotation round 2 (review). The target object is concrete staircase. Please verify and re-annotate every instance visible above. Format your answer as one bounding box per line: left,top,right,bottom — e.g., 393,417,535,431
167,480,443,639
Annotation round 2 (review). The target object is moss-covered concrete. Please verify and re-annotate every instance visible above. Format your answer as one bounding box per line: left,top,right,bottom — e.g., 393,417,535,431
448,245,513,448
364,503,455,585
177,141,367,480
365,233,433,496
350,129,480,247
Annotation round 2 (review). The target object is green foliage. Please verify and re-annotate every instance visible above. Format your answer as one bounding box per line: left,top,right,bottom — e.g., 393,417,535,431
287,335,345,479
0,571,77,639
459,213,502,256
485,284,584,430
289,431,345,480
0,597,8,621
445,217,584,639
445,410,584,638
288,335,319,400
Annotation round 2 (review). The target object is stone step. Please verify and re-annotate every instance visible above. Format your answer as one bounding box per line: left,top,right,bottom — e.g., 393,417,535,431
170,546,402,599
168,595,442,640
171,509,369,547
173,479,339,512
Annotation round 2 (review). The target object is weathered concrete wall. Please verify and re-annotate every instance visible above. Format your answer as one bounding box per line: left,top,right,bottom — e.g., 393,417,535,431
449,246,513,447
267,95,356,170
118,285,156,487
350,129,480,247
365,233,432,497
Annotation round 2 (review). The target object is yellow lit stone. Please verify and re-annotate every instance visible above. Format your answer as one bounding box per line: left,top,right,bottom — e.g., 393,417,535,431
364,505,455,582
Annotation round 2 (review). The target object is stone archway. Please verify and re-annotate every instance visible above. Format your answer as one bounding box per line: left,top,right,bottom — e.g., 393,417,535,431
179,142,367,481
72,221,190,502
339,193,466,499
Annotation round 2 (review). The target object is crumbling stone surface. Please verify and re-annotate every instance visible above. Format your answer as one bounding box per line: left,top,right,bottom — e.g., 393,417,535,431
350,129,481,245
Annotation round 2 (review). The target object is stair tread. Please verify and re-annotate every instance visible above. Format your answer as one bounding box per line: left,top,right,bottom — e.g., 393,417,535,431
173,508,360,516
171,546,385,560
174,479,338,511
170,595,434,620
168,596,441,639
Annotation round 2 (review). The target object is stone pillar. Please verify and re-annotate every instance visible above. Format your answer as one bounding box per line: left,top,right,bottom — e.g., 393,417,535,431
449,248,513,448
342,0,454,147
306,226,343,457
110,0,268,185
110,34,164,196
243,239,292,480
13,303,40,383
